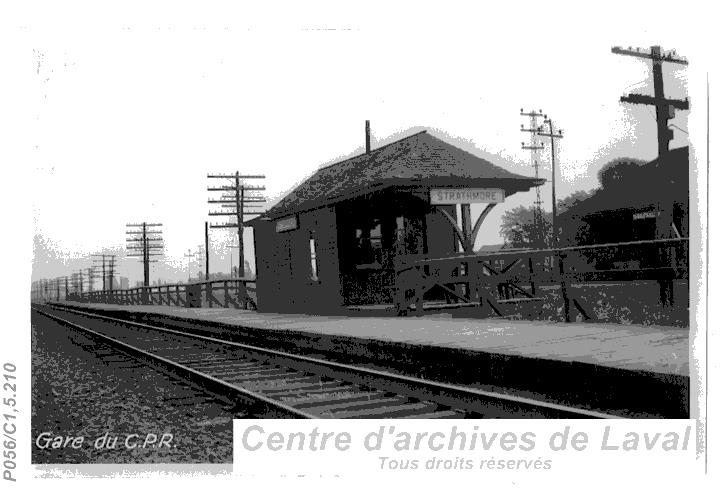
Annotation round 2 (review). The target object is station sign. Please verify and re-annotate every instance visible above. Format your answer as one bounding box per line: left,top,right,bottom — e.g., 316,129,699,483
430,188,505,204
632,210,660,220
275,215,298,232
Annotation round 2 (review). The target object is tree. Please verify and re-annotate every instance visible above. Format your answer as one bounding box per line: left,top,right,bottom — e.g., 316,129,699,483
502,191,595,249
557,190,596,246
557,190,596,214
500,206,552,248
597,157,645,191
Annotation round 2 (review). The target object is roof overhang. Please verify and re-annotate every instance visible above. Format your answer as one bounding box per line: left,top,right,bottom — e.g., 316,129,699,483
256,176,545,222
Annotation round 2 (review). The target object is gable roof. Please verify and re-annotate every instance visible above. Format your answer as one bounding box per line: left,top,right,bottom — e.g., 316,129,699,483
258,131,543,220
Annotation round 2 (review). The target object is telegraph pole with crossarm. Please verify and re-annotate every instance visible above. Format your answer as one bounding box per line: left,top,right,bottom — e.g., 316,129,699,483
92,254,117,291
612,45,689,160
522,114,563,246
612,45,689,306
184,248,195,282
126,223,164,287
207,172,266,279
520,108,546,248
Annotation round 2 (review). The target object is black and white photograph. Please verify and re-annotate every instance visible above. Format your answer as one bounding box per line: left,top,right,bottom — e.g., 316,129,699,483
1,0,716,497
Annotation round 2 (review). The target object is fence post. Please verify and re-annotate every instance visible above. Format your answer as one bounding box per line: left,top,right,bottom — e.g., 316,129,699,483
557,252,571,323
414,266,424,317
239,281,247,309
528,257,536,296
469,259,481,306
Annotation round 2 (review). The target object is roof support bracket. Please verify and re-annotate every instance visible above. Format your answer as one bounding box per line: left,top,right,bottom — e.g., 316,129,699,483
437,203,497,253
437,207,468,251
470,203,497,247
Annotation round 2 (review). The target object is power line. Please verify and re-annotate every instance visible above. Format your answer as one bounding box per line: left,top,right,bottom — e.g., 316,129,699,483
669,124,688,135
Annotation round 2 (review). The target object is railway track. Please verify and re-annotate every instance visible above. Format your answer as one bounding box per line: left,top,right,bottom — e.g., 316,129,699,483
33,303,617,419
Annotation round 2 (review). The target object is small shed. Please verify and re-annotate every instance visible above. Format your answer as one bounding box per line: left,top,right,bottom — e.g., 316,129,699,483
248,129,542,313
558,146,689,272
560,147,689,243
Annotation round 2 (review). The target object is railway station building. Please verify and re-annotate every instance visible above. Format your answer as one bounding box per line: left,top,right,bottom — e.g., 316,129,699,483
248,128,542,313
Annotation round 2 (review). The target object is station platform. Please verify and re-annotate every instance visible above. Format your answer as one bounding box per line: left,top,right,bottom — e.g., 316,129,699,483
50,302,690,417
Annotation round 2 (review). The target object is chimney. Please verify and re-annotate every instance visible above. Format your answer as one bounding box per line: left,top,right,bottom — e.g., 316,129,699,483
365,120,371,154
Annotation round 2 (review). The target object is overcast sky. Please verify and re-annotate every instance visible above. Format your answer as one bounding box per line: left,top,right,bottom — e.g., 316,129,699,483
5,1,706,285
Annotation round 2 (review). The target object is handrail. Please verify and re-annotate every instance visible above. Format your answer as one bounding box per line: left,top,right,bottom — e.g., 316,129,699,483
393,238,689,320
80,278,256,297
394,237,689,273
74,277,257,311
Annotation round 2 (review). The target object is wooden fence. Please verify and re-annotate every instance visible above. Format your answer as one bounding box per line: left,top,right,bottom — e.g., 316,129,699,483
71,278,257,310
393,238,689,321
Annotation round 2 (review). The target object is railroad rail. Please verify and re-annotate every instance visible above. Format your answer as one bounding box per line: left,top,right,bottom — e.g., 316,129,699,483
33,303,616,419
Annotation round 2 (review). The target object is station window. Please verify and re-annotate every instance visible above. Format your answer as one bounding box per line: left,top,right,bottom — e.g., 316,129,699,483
309,233,319,281
369,222,382,253
355,221,383,266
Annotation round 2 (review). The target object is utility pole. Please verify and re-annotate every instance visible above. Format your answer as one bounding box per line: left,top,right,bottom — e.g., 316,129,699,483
126,223,164,287
538,118,563,247
195,244,204,280
612,45,689,306
228,243,240,277
184,248,194,282
521,114,563,246
107,255,116,291
204,222,210,280
520,108,546,248
86,266,95,293
612,45,689,160
93,255,106,291
93,254,117,291
523,114,567,321
207,172,266,279
64,276,69,300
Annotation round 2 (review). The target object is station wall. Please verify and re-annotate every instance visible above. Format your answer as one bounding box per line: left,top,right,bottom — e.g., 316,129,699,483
253,206,343,313
425,205,458,256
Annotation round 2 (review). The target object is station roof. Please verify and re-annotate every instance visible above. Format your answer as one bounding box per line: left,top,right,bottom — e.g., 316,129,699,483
257,130,543,220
